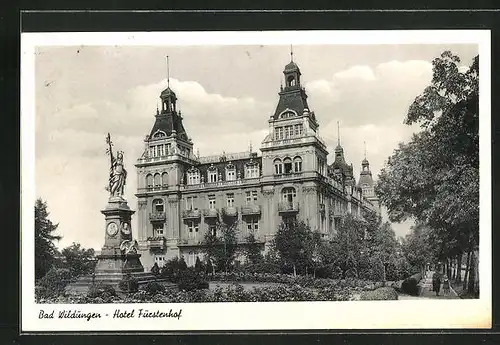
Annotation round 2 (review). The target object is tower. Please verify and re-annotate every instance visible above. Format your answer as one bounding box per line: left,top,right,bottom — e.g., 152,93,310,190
357,141,380,211
260,48,329,237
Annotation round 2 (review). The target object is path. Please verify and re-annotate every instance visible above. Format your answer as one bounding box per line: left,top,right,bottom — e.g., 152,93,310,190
417,271,459,299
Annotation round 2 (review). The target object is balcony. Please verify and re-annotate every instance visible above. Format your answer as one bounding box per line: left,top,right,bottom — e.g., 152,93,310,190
222,206,238,217
203,208,219,218
182,209,201,219
149,212,166,222
241,204,261,216
278,202,299,214
177,238,203,246
147,236,166,249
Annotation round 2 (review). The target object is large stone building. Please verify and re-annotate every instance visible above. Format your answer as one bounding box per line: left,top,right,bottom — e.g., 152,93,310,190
135,56,380,270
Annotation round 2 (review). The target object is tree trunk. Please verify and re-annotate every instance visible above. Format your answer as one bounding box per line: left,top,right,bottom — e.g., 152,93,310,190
293,264,297,277
456,254,462,283
463,250,471,290
468,250,476,294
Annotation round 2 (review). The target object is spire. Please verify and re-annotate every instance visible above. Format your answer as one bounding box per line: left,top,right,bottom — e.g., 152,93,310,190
337,121,341,146
249,140,253,153
166,55,170,88
364,141,366,159
290,44,293,62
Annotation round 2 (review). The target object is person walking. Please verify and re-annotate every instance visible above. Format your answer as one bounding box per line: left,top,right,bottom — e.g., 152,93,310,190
442,275,450,295
432,272,442,296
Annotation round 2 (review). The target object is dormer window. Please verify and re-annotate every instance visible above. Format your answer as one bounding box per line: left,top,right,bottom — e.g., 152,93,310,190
208,165,218,183
245,161,260,178
279,109,297,119
187,168,200,185
153,130,167,139
226,163,236,181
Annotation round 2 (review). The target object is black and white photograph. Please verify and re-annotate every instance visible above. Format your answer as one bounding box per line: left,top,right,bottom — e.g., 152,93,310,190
21,30,491,331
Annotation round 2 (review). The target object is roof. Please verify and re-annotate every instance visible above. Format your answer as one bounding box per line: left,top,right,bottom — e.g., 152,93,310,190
284,61,300,73
184,155,262,184
357,171,374,188
149,112,186,138
272,88,310,120
160,87,176,99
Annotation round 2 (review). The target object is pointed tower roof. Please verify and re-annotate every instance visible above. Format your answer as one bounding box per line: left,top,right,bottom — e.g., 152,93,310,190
358,141,374,188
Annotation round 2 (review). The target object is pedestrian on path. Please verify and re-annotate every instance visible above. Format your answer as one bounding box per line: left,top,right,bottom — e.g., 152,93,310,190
443,275,450,295
432,272,441,296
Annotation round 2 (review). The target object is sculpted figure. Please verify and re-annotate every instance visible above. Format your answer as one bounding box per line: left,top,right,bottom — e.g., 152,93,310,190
105,133,127,198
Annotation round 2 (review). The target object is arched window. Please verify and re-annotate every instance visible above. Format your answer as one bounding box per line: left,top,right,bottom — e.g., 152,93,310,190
146,174,153,189
187,168,200,185
162,172,168,187
287,75,296,87
153,198,164,213
154,173,161,187
283,157,293,174
293,156,302,173
153,130,166,139
282,187,296,203
245,161,259,178
279,109,297,119
273,158,283,175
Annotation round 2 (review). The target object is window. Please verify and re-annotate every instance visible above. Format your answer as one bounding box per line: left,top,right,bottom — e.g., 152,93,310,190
146,174,153,189
154,223,164,236
245,190,258,204
186,196,197,210
274,158,283,175
245,164,259,178
247,218,259,235
208,168,218,183
282,187,296,203
226,193,235,207
165,143,171,155
275,127,283,140
154,173,161,187
154,255,166,267
153,199,164,213
280,110,296,119
209,225,217,236
283,157,293,174
162,172,168,187
208,195,216,209
226,166,236,181
158,144,165,157
294,124,303,136
187,169,200,185
187,251,196,266
293,156,302,172
187,220,199,239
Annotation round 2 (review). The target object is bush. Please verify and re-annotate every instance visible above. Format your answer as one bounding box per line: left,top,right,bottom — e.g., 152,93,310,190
177,269,209,292
369,260,385,282
142,281,165,295
161,257,188,282
35,267,72,300
401,273,422,296
118,275,139,293
87,283,117,299
360,287,398,300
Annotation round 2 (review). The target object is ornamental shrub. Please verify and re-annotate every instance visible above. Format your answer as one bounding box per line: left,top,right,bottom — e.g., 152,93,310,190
401,273,422,296
177,269,209,292
35,267,72,300
118,275,139,293
87,283,117,299
142,281,165,295
360,287,398,300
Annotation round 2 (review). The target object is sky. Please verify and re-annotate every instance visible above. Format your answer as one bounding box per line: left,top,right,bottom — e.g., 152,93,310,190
34,43,478,250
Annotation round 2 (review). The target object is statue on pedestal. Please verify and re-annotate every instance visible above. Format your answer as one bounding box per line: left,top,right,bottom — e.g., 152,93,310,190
105,133,127,199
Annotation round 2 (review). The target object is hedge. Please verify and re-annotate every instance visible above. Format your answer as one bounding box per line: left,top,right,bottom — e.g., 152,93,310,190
401,273,422,296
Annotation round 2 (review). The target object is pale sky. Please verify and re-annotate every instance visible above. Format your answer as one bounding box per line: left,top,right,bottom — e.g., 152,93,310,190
34,44,478,250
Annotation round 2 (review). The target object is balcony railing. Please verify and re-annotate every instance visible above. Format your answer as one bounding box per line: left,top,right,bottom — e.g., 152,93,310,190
278,202,299,214
182,209,201,219
241,204,261,215
203,208,219,218
222,206,238,217
147,236,166,249
177,238,203,246
181,177,261,191
149,212,166,221
273,172,303,179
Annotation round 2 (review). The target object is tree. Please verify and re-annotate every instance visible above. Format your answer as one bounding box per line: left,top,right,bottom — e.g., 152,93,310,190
375,51,479,293
202,217,238,272
35,198,62,280
61,242,96,278
273,219,319,276
194,256,203,272
244,233,264,265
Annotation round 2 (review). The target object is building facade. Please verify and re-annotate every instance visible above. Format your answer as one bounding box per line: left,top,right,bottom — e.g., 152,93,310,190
135,57,380,270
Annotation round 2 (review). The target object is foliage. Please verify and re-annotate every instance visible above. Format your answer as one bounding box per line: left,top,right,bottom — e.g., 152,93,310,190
35,198,62,280
87,283,117,299
205,257,214,275
244,233,264,265
401,273,422,296
360,287,398,301
161,257,188,281
177,268,209,292
194,256,203,272
141,281,165,295
118,275,139,293
272,219,321,276
35,267,71,300
376,51,479,292
202,218,239,272
61,242,96,278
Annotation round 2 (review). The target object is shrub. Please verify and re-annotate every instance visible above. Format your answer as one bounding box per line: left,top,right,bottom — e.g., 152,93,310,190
360,287,398,300
369,259,385,282
142,281,165,295
87,283,117,299
401,273,422,296
118,275,139,293
178,269,209,292
35,267,72,300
